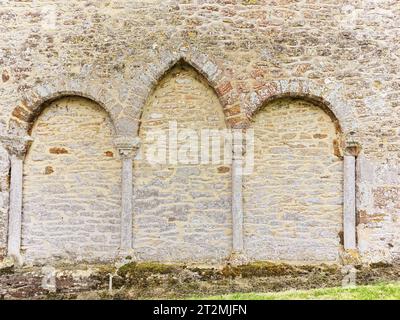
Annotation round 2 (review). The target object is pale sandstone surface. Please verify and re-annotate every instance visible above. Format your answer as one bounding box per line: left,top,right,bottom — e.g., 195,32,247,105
0,0,399,264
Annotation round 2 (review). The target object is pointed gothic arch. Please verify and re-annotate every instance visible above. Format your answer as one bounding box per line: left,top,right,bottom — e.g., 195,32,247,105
131,48,243,130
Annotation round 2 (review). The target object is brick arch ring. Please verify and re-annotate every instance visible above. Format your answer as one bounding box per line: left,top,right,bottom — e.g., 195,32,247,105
126,46,242,132
244,80,358,138
7,81,128,137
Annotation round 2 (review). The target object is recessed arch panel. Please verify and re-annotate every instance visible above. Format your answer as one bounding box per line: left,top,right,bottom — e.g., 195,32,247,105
244,97,343,262
22,96,121,262
133,62,232,262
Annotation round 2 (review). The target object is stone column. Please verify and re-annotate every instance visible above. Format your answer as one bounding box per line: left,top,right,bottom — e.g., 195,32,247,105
343,144,360,250
231,132,245,256
0,135,32,263
8,154,23,259
228,130,249,266
114,136,139,252
344,154,356,250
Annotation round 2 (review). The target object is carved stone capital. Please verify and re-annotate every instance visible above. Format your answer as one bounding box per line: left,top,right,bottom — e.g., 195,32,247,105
232,141,246,160
114,136,140,159
344,141,362,157
231,129,247,160
0,134,33,159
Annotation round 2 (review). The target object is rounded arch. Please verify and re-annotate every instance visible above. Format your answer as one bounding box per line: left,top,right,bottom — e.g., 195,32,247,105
253,93,343,134
245,80,357,136
8,81,123,137
130,47,242,130
244,96,345,262
21,95,122,262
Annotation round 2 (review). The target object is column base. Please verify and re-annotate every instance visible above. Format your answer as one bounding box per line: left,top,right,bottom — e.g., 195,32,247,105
116,248,137,265
341,264,358,288
340,248,361,265
227,252,249,266
5,253,23,268
0,256,15,273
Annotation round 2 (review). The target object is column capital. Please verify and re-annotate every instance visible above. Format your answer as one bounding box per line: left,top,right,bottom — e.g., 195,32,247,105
344,141,362,157
114,136,140,159
0,134,33,159
232,139,246,159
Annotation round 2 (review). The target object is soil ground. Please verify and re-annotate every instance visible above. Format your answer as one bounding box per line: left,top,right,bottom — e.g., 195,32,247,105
1,260,400,299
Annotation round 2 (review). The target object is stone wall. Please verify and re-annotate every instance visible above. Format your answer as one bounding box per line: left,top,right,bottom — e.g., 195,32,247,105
357,157,400,263
133,64,231,262
22,97,121,263
0,0,399,264
244,98,343,262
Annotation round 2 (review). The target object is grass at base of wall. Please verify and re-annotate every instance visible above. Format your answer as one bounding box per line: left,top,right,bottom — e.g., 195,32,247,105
191,282,400,300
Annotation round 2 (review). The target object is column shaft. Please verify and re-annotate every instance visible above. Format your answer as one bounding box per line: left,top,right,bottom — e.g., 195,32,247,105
120,156,133,250
114,136,139,253
344,154,356,250
7,155,23,258
232,155,244,253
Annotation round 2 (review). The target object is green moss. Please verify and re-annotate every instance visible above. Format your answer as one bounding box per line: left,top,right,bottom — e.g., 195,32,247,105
219,262,305,278
370,262,392,269
117,262,176,278
97,264,117,275
237,262,297,278
0,265,14,276
13,262,400,300
87,264,117,287
189,267,222,281
221,265,240,278
219,262,340,279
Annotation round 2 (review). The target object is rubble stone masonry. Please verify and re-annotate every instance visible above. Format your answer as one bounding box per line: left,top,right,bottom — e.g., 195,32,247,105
0,0,399,265
244,98,343,262
134,64,231,262
22,97,121,263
